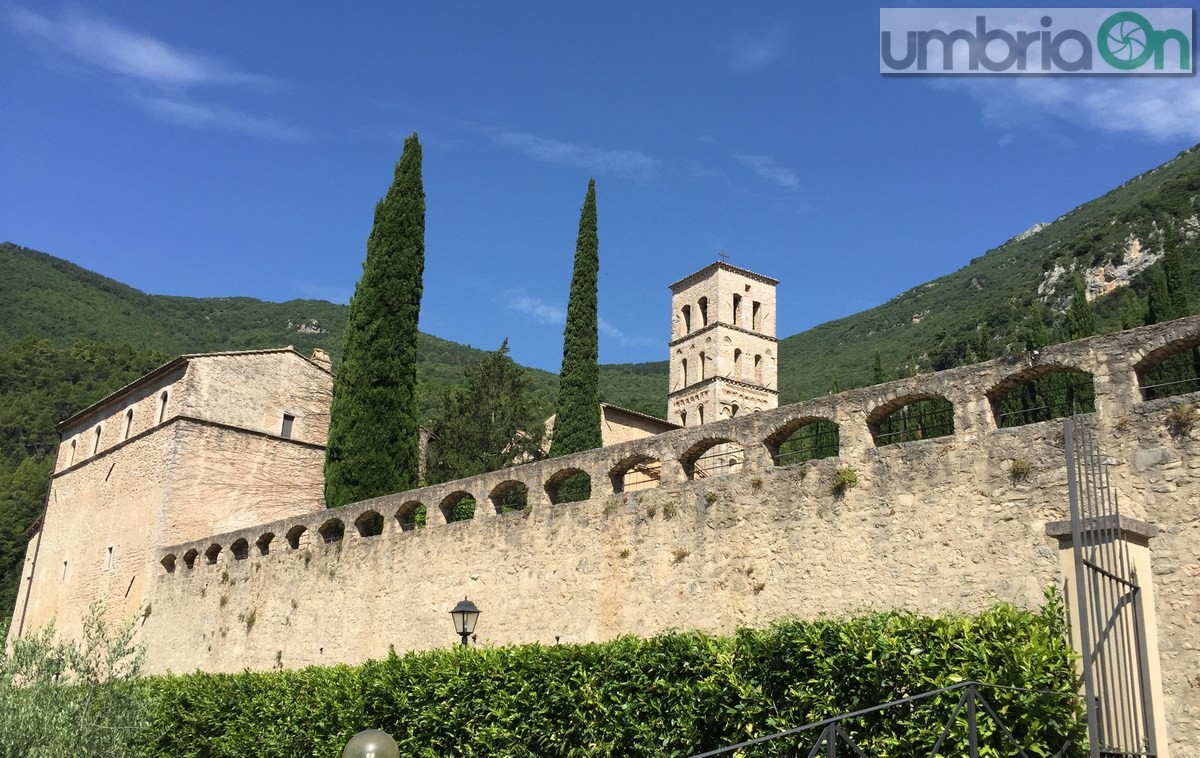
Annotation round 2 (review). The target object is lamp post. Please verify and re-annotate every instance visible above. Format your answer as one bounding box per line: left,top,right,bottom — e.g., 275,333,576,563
449,597,481,646
342,729,399,758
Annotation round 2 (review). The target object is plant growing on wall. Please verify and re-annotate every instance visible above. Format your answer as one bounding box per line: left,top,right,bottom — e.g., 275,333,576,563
831,465,858,496
324,134,426,507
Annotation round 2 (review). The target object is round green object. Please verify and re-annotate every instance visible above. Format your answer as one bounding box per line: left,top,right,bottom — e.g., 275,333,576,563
342,729,400,758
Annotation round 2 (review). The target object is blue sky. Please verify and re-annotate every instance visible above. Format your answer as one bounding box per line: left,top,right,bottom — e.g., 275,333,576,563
3,2,1198,372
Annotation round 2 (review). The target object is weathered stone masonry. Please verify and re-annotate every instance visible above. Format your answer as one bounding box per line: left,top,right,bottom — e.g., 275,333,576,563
148,318,1200,757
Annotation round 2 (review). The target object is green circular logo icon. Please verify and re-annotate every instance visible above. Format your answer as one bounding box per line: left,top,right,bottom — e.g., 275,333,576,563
1098,11,1155,70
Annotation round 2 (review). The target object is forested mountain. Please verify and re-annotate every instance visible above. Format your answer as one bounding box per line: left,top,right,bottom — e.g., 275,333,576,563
778,144,1200,399
2,140,1199,629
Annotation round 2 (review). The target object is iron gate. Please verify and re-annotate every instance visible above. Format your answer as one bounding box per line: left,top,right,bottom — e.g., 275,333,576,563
1064,416,1157,757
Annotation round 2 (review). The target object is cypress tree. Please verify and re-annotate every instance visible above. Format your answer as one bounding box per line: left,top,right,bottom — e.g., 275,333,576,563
1119,288,1143,330
1022,303,1049,351
549,179,602,458
1146,267,1173,325
1162,244,1190,317
1066,276,1096,340
324,133,426,506
872,351,884,384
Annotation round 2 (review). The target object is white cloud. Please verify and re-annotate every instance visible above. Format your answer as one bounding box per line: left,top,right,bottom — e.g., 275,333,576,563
720,25,788,72
951,77,1200,142
599,317,657,349
7,6,301,140
735,154,799,189
480,126,661,181
509,295,565,325
7,7,274,89
508,295,655,348
138,95,306,141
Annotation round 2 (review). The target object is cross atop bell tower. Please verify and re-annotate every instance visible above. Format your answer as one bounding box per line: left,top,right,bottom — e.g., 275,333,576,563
667,259,778,427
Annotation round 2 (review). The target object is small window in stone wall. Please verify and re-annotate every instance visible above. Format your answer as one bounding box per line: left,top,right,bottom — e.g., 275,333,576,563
319,519,345,543
752,301,762,331
62,561,68,581
69,440,76,466
105,546,114,570
231,539,249,560
281,414,295,439
93,425,102,455
123,409,133,440
158,391,169,424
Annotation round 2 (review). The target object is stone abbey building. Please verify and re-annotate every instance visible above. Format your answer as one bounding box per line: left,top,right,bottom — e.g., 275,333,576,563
6,261,1200,756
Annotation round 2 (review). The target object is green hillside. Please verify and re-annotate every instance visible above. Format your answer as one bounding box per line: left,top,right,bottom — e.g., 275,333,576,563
778,143,1200,400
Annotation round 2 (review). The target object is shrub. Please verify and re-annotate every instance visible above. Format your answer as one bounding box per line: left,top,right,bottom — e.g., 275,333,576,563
134,594,1084,757
832,466,859,496
0,603,146,758
1165,403,1197,438
1010,458,1032,484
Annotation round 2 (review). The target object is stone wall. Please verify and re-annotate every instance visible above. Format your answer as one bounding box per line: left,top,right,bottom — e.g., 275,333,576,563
146,317,1200,756
9,348,332,647
176,351,332,444
9,418,329,644
55,364,185,472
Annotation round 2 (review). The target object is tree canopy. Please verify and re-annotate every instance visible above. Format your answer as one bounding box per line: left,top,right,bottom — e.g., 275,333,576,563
324,133,426,507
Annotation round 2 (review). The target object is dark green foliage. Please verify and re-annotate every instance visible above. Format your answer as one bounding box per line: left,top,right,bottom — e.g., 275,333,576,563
134,598,1083,757
425,341,545,485
996,371,1096,428
325,134,426,507
1119,288,1144,330
875,398,955,445
0,242,349,362
871,351,884,384
551,472,591,504
1163,243,1190,317
775,421,839,465
1021,304,1050,352
449,497,475,522
1066,277,1096,340
1141,251,1200,399
549,180,602,459
492,485,529,514
549,179,604,458
1146,267,1175,325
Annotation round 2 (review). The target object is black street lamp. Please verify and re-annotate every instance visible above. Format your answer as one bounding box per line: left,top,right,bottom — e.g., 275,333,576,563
449,598,481,646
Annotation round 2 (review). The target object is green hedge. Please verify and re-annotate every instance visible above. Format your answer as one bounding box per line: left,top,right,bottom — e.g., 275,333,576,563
136,594,1084,757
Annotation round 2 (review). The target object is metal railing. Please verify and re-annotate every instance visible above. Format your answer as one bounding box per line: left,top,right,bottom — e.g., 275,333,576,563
689,444,745,479
874,400,955,446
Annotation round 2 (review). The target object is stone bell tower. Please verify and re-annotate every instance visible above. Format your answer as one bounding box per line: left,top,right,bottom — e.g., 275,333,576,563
668,260,778,427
